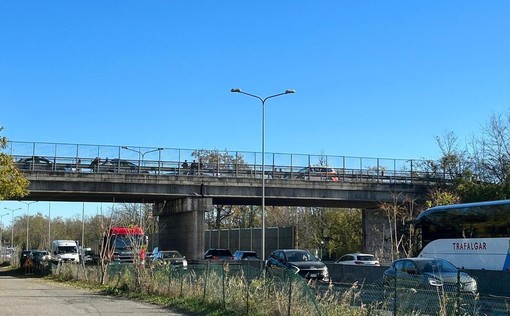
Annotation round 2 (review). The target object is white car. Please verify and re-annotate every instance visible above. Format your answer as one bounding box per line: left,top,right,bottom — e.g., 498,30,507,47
335,253,380,266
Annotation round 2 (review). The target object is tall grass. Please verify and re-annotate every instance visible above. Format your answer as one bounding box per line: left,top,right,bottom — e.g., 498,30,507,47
49,262,488,316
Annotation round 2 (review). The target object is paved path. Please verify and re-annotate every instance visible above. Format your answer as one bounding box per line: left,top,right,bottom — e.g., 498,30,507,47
0,268,187,316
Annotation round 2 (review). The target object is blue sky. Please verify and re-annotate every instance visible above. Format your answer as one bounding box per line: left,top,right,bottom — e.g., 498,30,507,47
2,1,510,222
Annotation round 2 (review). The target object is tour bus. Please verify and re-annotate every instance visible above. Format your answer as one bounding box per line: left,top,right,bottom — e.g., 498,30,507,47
414,199,510,271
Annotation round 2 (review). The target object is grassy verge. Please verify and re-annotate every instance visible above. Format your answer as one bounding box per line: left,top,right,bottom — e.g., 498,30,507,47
40,262,488,316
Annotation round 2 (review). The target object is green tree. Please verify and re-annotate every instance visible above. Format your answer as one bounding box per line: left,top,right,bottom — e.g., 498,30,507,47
323,208,362,259
0,127,29,200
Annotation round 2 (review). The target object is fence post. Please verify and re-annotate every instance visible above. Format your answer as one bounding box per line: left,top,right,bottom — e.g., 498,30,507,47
244,268,249,315
287,273,292,316
222,262,226,310
179,269,184,297
393,266,397,316
456,268,461,316
203,261,210,301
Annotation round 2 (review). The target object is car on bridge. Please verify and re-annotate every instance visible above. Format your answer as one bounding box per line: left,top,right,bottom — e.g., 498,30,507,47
90,158,148,173
284,167,339,182
17,156,65,171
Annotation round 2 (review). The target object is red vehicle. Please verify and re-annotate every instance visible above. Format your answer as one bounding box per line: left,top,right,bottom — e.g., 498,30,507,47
99,226,148,264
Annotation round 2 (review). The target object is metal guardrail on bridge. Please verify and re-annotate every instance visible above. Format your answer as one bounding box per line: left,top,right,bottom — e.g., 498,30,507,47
5,141,452,185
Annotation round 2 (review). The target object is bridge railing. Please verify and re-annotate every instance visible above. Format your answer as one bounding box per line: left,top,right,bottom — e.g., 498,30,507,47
5,141,452,185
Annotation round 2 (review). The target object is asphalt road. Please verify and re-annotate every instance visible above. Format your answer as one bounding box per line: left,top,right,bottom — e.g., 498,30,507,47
0,268,187,316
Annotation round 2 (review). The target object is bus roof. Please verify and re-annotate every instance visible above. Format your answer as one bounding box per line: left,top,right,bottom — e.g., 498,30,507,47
415,199,510,222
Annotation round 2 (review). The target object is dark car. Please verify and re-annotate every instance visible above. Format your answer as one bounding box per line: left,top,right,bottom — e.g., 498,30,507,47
383,258,477,293
233,250,260,261
153,249,188,270
17,156,62,171
31,250,50,265
20,250,34,267
265,249,329,282
204,248,234,260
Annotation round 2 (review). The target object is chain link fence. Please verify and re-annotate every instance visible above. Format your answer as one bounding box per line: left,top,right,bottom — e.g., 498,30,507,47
41,261,510,315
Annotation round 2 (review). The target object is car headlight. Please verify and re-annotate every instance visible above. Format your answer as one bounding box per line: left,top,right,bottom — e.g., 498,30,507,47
182,260,188,267
462,280,477,292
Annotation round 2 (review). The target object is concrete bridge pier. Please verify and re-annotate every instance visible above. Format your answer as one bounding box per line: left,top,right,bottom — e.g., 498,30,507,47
362,209,393,263
156,197,212,260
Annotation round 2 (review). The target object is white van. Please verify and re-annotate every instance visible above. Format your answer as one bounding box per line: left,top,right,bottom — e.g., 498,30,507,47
51,240,80,263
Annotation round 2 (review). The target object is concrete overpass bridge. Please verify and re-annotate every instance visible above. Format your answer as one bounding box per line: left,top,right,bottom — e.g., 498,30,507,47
6,141,449,260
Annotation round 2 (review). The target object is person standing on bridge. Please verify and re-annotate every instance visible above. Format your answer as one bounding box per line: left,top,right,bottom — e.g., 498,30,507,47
182,160,189,175
190,160,198,175
90,157,100,172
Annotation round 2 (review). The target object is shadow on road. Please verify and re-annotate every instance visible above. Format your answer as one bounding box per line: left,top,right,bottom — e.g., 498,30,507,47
0,262,46,278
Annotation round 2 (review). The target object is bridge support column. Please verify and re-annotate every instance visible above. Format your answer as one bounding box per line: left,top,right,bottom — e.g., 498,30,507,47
362,209,392,263
156,197,212,261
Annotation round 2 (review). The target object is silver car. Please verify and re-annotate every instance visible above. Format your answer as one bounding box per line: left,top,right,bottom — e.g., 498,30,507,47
383,257,477,293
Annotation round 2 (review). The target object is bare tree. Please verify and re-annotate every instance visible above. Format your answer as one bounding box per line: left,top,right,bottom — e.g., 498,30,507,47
470,113,510,184
379,193,417,260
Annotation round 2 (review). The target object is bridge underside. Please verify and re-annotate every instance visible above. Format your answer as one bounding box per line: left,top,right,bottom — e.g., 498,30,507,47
19,172,427,208
16,172,429,260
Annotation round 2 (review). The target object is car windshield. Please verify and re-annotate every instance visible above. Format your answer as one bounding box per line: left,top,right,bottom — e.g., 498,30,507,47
417,259,458,273
285,250,317,262
357,255,376,261
58,246,77,254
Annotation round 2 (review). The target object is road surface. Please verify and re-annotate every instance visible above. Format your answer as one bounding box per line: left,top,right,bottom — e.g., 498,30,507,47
0,268,187,316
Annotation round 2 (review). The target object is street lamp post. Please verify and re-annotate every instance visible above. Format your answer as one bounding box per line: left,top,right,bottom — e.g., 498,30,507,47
20,201,37,250
48,202,51,249
231,88,295,261
121,146,164,173
4,207,21,248
0,213,9,252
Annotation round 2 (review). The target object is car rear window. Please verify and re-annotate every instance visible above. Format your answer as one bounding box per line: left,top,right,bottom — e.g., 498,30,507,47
214,250,232,256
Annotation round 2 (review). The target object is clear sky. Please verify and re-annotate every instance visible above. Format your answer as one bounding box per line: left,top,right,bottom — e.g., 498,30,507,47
2,1,510,222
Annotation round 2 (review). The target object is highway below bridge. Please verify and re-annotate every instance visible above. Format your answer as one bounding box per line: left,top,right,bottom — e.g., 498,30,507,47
6,141,448,261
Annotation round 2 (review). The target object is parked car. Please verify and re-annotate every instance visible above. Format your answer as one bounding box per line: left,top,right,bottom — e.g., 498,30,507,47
20,250,34,267
284,167,339,181
335,253,380,266
152,248,188,270
204,248,234,260
265,249,329,282
233,250,260,261
31,250,50,265
383,258,477,293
